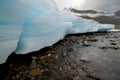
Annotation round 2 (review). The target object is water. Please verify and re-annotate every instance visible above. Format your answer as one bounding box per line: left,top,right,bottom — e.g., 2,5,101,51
0,0,114,63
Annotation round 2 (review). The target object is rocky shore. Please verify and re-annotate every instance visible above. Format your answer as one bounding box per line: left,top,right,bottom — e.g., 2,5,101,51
0,31,120,80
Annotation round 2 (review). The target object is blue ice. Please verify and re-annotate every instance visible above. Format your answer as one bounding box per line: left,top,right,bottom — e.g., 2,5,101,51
0,0,114,63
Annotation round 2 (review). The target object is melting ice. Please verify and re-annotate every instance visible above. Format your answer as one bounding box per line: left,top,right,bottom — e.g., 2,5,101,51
0,0,114,63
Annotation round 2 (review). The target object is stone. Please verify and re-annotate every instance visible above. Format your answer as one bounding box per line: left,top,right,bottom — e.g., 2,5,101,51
32,56,37,60
54,55,58,59
72,47,77,51
111,43,117,45
31,77,35,80
61,43,66,46
9,64,13,67
87,39,98,42
83,41,90,46
48,54,51,57
73,75,81,80
113,46,120,49
62,52,67,57
31,59,36,68
29,68,41,76
15,74,21,79
110,40,116,42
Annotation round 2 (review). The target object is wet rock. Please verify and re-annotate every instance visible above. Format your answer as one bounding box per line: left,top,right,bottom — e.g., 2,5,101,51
100,46,120,50
72,47,77,51
111,43,117,45
79,42,83,45
62,52,67,57
87,38,98,42
79,59,90,63
99,47,109,49
83,41,91,46
87,68,95,73
68,47,77,51
78,69,86,76
83,41,88,44
110,40,116,42
86,75,101,80
112,46,120,50
73,75,80,80
76,40,80,43
67,48,72,51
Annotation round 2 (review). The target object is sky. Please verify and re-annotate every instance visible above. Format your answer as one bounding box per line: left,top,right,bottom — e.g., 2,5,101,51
54,0,120,13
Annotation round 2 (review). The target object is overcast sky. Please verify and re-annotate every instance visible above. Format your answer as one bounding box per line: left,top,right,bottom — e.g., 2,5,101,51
54,0,120,13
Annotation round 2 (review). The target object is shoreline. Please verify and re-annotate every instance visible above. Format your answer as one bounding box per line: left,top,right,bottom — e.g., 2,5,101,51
0,31,120,80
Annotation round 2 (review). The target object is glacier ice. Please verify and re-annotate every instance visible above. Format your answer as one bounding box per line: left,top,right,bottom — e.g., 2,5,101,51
0,0,114,64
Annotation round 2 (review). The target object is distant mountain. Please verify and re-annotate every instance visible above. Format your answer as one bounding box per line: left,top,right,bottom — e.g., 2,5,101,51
70,8,120,26
80,16,120,25
115,10,120,17
69,8,104,14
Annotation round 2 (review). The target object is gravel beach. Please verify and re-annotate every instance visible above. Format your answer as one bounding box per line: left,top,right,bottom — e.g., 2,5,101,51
0,31,120,80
